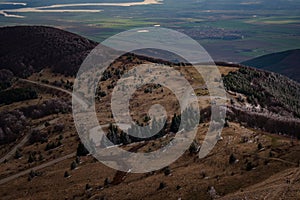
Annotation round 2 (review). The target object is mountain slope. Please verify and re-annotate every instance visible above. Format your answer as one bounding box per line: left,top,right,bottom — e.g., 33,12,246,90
0,26,300,200
0,26,97,77
220,167,300,200
223,66,300,118
222,65,300,138
241,49,300,82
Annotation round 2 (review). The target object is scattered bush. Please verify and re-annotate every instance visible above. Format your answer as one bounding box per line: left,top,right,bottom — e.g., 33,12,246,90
229,154,237,164
28,152,36,163
45,141,61,151
14,148,22,159
29,129,48,144
104,178,110,186
246,162,254,171
163,167,171,176
64,171,70,178
71,161,77,170
28,170,42,181
76,142,89,157
158,182,167,190
85,184,91,190
258,143,263,150
189,140,200,154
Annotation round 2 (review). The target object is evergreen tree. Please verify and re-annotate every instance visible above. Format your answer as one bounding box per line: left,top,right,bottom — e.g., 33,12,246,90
64,171,70,178
76,142,89,156
28,153,35,163
257,143,263,150
104,177,110,186
170,114,181,133
85,183,91,190
14,148,22,159
163,167,171,176
71,161,77,170
107,124,120,145
158,182,166,190
229,154,236,164
120,131,131,145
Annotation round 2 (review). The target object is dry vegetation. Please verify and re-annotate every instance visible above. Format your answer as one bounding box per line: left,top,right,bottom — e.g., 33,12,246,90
0,55,300,199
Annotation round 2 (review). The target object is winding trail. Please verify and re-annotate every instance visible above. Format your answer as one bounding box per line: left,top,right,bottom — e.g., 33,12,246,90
0,79,82,184
0,78,76,165
0,135,30,164
19,79,88,108
0,118,59,164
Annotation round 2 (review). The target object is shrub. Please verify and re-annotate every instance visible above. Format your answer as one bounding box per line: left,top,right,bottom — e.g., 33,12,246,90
104,178,110,186
229,154,236,164
14,148,22,159
257,143,263,150
45,141,61,151
70,161,77,170
85,184,91,190
29,129,47,144
246,162,253,171
158,182,167,190
28,153,36,163
189,140,199,154
76,142,89,157
163,167,171,176
64,171,70,178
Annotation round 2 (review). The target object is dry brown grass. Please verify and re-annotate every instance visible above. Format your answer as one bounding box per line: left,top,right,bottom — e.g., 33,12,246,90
1,121,299,200
1,64,299,199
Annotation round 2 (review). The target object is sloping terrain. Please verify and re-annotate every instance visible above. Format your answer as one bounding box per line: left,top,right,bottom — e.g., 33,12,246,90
0,26,97,77
0,26,300,199
220,167,300,200
242,49,300,82
223,66,300,137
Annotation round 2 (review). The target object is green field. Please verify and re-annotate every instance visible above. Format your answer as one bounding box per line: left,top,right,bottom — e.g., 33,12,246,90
0,0,299,61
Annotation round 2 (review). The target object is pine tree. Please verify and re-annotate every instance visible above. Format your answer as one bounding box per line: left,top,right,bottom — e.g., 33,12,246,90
170,114,181,133
85,183,91,190
158,182,166,190
76,142,89,156
14,148,22,159
28,153,35,163
229,154,236,164
64,171,70,178
104,178,110,186
71,161,77,170
258,143,263,150
120,131,131,145
163,167,171,176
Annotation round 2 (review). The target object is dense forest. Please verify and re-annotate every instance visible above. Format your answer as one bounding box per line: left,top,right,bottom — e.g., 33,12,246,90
0,26,97,77
223,67,300,118
0,87,38,105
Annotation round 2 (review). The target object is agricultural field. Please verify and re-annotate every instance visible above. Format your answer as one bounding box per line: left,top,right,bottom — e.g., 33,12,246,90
0,0,299,61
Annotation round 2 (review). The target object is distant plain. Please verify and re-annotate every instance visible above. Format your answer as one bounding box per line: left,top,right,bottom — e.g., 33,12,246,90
0,0,299,62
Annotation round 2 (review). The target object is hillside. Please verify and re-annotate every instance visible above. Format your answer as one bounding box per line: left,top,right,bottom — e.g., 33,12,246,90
242,49,300,82
223,66,300,117
0,26,97,77
0,26,300,200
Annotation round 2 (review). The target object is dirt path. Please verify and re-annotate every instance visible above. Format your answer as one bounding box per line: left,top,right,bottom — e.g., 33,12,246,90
0,118,59,164
19,79,88,108
0,134,30,164
0,152,76,185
